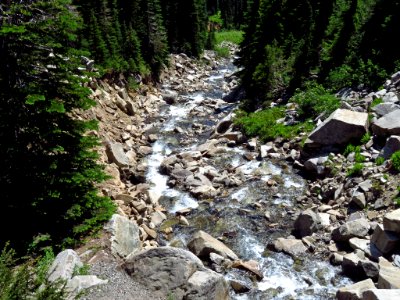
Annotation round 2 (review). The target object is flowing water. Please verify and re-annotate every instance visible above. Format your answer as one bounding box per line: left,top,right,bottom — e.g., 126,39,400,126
145,58,351,299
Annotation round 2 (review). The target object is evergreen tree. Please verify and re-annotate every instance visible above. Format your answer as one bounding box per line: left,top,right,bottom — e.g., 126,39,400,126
0,0,115,253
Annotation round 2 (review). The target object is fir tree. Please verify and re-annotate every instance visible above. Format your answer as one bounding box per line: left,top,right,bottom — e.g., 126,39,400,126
0,0,115,253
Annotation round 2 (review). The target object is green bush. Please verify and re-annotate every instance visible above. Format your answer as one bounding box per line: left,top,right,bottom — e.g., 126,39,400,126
234,107,314,142
375,156,385,166
370,98,383,108
290,83,340,120
391,151,400,172
360,133,371,144
214,46,230,58
215,30,243,45
347,163,364,177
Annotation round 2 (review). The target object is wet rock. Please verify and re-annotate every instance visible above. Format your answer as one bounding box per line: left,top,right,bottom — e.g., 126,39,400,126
293,209,322,237
230,280,251,294
372,109,400,137
231,260,263,280
377,257,400,289
362,289,400,300
272,238,307,258
305,109,368,147
162,90,178,104
336,279,375,300
123,247,229,300
187,230,238,261
105,214,141,258
371,224,400,254
214,119,233,134
383,208,400,233
150,211,167,227
332,218,370,242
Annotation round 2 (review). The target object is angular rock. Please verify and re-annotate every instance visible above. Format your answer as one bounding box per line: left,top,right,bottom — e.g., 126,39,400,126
66,275,108,299
293,209,322,237
342,251,365,277
162,90,178,104
123,247,228,300
304,156,329,176
336,279,375,300
382,92,399,103
306,109,369,146
349,238,383,260
362,289,400,300
214,119,233,134
187,230,238,261
351,191,367,208
105,142,130,167
231,260,263,280
372,103,400,117
332,218,370,242
272,238,307,258
378,257,400,289
383,208,400,233
380,136,400,159
47,250,82,283
185,270,229,300
372,110,400,136
105,214,141,258
359,259,379,280
371,224,400,254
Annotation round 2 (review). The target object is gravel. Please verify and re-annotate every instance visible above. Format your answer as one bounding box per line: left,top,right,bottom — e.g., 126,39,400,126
80,251,162,300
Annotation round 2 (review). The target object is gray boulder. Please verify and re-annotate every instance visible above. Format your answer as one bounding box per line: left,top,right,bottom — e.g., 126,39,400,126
362,289,400,300
293,209,322,237
336,278,375,300
378,257,400,289
105,214,141,258
304,156,329,176
371,224,400,254
306,109,368,146
47,249,82,283
372,110,400,136
66,275,108,300
105,142,130,168
383,208,400,233
272,238,307,258
379,136,400,159
187,230,238,261
123,247,229,300
332,218,370,242
372,103,400,117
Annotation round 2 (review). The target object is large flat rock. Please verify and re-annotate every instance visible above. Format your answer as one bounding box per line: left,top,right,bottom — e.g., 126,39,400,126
306,109,368,146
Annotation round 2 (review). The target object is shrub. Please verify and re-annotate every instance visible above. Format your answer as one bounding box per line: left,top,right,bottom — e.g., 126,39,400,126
370,97,383,108
375,157,385,166
347,163,364,177
290,83,340,120
234,108,314,142
360,133,371,144
391,151,400,172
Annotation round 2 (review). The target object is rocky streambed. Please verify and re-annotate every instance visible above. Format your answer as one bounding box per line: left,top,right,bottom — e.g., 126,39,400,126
46,44,400,300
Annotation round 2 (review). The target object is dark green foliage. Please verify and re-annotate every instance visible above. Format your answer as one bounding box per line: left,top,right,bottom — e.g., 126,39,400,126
375,157,385,166
237,0,400,110
234,108,314,141
347,163,364,177
360,133,371,144
0,0,115,253
391,151,400,172
161,0,208,57
290,84,340,120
